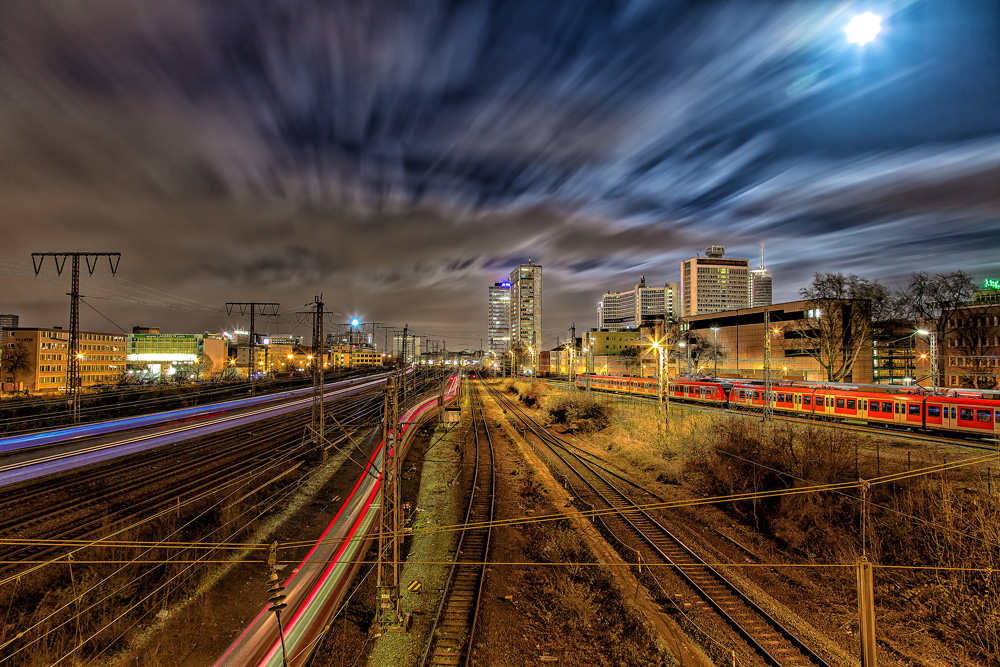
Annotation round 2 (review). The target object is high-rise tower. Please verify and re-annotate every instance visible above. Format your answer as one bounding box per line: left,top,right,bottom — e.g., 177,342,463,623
750,243,773,308
487,280,511,356
509,259,542,352
680,245,750,317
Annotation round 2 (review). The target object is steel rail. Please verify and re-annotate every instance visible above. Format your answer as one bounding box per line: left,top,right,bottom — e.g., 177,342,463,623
420,380,495,667
486,382,831,667
0,392,384,574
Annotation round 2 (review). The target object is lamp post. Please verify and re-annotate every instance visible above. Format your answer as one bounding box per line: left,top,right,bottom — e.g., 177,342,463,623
652,341,664,423
528,346,535,377
916,329,937,391
711,326,720,377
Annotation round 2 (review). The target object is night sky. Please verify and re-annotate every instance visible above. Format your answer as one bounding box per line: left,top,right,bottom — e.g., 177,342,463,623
1,1,998,350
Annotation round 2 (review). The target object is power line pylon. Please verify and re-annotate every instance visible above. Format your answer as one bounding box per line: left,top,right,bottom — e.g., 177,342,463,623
763,309,774,422
225,302,279,397
376,374,407,631
31,252,121,424
296,295,336,461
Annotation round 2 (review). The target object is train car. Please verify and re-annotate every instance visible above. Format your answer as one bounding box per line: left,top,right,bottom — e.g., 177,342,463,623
927,395,1000,437
577,372,1000,439
576,373,659,396
812,386,927,429
666,377,732,406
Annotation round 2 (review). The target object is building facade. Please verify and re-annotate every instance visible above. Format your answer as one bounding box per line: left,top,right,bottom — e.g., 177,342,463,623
510,260,542,351
487,280,511,356
681,245,750,317
941,303,1000,390
2,327,126,392
0,314,19,330
393,335,423,361
598,277,678,331
127,332,227,379
679,300,874,384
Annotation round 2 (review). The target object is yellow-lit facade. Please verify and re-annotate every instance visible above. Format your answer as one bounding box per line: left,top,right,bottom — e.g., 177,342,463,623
2,328,126,392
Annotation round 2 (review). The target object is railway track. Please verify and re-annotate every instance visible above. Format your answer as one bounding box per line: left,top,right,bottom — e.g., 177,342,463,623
421,380,495,667
0,389,384,575
485,381,831,667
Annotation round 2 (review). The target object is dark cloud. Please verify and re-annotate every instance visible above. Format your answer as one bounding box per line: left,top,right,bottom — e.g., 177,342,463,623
1,1,998,348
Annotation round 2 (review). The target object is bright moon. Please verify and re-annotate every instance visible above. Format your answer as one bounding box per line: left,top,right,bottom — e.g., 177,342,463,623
846,12,882,45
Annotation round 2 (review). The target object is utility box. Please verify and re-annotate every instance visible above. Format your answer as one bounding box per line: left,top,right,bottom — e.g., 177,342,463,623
442,407,461,423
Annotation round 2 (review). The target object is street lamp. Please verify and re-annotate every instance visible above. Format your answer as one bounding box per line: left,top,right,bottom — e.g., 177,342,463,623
677,341,689,377
651,341,665,422
528,346,535,377
915,329,937,391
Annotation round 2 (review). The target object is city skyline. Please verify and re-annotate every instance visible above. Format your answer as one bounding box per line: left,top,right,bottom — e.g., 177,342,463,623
1,2,998,349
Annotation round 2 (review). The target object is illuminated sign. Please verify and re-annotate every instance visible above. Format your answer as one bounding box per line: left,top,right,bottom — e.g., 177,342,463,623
983,278,1000,290
500,281,511,288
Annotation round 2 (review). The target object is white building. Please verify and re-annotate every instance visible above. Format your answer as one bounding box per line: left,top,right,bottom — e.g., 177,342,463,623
680,245,750,317
598,277,679,331
487,280,511,356
392,335,422,361
510,260,542,351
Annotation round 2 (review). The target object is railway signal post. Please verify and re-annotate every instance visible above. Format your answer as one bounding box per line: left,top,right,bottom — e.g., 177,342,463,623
296,295,336,461
762,310,774,422
376,375,408,631
32,252,121,424
225,302,280,397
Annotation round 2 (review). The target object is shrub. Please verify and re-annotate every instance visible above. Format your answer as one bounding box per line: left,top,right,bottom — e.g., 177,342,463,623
546,395,612,433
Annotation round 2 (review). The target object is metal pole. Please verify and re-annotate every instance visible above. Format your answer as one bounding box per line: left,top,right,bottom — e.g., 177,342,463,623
713,328,718,377
763,310,774,422
31,252,121,424
929,332,938,392
69,255,80,423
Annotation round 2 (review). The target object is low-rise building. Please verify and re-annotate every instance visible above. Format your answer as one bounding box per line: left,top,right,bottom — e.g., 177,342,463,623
2,327,126,392
127,332,227,380
679,300,875,383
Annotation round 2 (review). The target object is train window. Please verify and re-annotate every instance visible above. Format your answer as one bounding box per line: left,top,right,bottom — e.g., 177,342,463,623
960,408,973,421
882,402,893,413
777,393,784,402
927,405,940,418
754,391,760,400
895,403,901,414
835,398,845,409
908,405,921,416
870,402,879,413
846,399,856,410
977,409,992,423
862,400,867,410
951,408,956,419
803,396,811,406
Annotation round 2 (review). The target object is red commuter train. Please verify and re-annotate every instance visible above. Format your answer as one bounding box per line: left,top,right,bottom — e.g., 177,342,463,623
574,373,1000,439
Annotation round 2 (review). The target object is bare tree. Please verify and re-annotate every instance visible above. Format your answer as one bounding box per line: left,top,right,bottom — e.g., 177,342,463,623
950,305,1000,390
2,342,32,383
679,331,723,375
899,271,977,387
620,346,640,377
900,271,977,333
793,273,887,382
